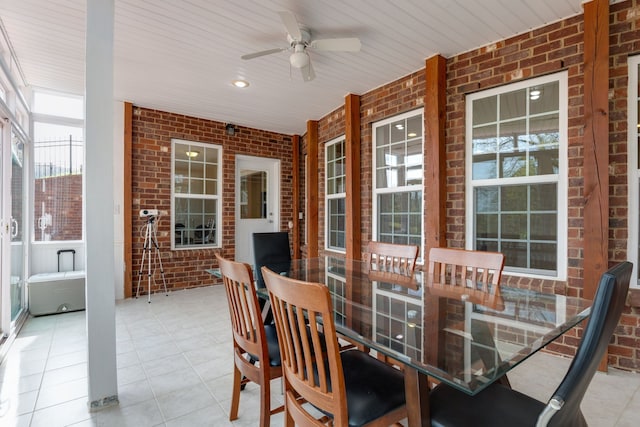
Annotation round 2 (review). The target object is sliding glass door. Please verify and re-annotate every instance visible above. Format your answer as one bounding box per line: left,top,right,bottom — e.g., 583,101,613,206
10,130,26,322
1,124,27,337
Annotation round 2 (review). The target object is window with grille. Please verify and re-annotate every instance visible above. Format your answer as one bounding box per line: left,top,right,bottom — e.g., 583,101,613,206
32,90,84,242
171,139,221,249
326,136,346,252
372,110,423,257
466,72,567,279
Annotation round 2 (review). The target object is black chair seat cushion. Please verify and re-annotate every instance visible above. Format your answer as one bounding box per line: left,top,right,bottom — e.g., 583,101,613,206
264,324,282,366
430,382,546,427
339,350,406,427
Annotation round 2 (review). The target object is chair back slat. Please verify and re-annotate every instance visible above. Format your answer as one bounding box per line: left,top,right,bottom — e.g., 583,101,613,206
262,266,348,426
215,254,283,426
428,247,504,294
217,255,265,361
366,241,419,275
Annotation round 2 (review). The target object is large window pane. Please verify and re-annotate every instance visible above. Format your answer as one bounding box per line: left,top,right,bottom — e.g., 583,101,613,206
473,184,558,273
326,137,346,251
469,75,563,276
374,111,423,257
172,139,220,248
33,91,83,119
33,121,84,241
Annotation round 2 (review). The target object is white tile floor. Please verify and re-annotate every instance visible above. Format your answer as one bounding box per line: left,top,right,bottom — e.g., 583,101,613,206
0,285,639,426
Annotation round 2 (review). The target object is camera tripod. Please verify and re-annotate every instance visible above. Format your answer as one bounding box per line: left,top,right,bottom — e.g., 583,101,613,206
136,215,168,303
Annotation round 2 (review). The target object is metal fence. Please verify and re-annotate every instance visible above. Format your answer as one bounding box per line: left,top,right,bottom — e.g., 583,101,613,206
33,136,84,178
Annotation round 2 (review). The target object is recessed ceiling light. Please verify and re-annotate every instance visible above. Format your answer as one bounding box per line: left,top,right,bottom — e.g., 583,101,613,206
186,150,199,158
408,132,417,137
232,79,249,88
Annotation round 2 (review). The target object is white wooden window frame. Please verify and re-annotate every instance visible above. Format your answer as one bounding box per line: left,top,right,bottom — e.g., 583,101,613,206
627,55,640,288
465,71,568,280
325,135,346,253
171,138,222,250
372,108,424,261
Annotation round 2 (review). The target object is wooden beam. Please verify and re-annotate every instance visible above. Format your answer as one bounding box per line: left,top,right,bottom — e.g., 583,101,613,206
124,102,133,298
345,94,361,260
306,120,319,258
424,55,447,257
292,134,301,259
583,0,609,371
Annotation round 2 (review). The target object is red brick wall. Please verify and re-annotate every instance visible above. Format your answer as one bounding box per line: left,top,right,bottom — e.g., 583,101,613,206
360,71,425,249
33,175,83,241
604,0,640,370
308,2,640,371
317,106,347,252
131,107,294,294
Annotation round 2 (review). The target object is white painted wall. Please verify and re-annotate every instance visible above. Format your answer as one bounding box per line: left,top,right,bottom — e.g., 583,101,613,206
30,242,85,274
85,0,118,407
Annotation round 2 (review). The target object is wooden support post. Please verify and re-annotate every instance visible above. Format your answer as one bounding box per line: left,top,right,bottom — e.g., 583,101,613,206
583,0,610,371
306,120,319,258
292,134,301,259
345,94,361,260
424,55,447,256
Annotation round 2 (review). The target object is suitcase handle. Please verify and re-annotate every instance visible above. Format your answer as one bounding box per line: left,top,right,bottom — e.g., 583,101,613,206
57,249,76,272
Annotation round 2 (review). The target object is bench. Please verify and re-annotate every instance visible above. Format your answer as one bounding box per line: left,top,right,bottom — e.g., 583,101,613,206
28,249,86,316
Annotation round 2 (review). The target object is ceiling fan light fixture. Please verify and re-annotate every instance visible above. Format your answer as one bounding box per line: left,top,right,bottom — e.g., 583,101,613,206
290,44,309,68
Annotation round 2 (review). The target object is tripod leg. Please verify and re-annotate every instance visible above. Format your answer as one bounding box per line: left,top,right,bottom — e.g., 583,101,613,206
151,225,169,296
136,244,147,299
146,222,153,303
147,244,152,303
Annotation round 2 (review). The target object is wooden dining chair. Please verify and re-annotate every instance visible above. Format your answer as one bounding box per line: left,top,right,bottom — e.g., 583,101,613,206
253,231,292,289
215,254,283,427
428,261,633,427
427,247,504,294
426,247,506,387
262,266,407,427
365,241,419,275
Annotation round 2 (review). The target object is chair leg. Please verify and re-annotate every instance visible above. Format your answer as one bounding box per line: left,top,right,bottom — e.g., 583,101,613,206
285,408,295,427
229,365,242,421
259,377,271,427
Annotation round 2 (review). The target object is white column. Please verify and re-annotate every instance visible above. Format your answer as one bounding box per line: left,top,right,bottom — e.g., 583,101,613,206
85,0,118,409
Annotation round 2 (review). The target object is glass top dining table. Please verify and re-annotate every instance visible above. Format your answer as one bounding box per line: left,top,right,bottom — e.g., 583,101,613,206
239,254,592,426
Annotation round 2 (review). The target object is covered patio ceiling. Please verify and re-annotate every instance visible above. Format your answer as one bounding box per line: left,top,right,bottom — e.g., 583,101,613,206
0,0,586,135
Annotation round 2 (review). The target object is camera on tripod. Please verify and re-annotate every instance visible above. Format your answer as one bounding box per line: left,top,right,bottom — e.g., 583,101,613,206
139,209,159,218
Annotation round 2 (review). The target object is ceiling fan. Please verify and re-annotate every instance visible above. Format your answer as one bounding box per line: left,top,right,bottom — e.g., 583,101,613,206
241,11,361,82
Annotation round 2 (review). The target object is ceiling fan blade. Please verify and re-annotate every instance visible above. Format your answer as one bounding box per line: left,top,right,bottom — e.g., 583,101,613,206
278,11,302,41
301,60,315,82
310,38,361,52
241,47,286,60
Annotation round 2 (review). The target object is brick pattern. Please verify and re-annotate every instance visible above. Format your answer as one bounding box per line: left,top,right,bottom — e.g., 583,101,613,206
308,2,640,371
131,107,293,294
358,71,425,252
317,106,346,253
33,175,82,241
446,14,584,297
606,0,640,371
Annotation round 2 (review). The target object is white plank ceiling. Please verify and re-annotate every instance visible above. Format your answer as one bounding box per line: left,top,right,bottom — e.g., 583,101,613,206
0,0,584,135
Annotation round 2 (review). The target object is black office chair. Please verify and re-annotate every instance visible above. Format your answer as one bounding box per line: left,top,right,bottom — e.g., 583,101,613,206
429,261,632,427
252,231,291,289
